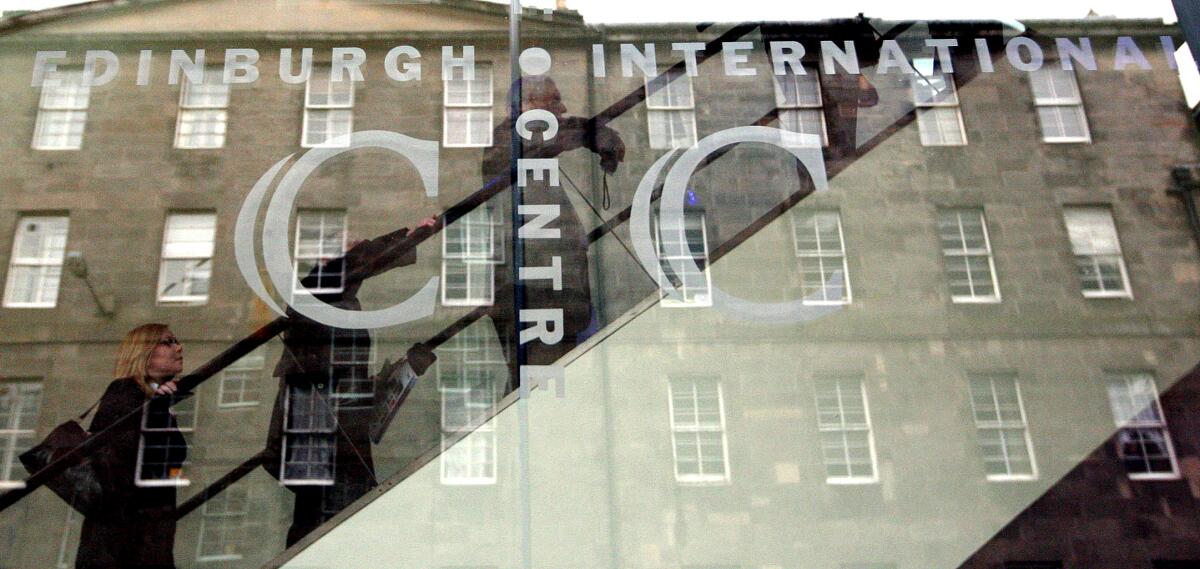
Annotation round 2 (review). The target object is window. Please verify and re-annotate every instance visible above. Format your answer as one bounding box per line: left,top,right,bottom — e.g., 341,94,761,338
656,212,713,307
912,58,966,146
33,69,89,150
302,65,354,147
330,328,374,406
443,63,494,147
54,508,82,569
1030,67,1090,143
136,393,196,487
3,216,69,308
774,64,826,147
281,383,336,485
294,210,347,297
175,68,230,149
0,380,42,489
1106,371,1179,479
968,373,1037,480
668,378,730,484
938,209,1000,303
813,374,878,483
441,206,500,306
444,62,494,147
218,348,265,408
157,213,216,305
646,71,697,149
1063,206,1131,298
440,323,502,485
196,485,254,562
792,210,851,304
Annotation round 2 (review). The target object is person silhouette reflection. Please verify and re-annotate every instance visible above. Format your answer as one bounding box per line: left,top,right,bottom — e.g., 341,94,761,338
264,219,438,546
480,75,626,393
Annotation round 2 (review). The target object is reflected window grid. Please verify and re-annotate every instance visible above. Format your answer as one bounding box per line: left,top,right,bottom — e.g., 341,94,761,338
1106,371,1180,479
668,378,731,484
282,383,336,485
195,485,254,562
938,209,1001,303
330,329,375,405
1063,206,1131,298
968,373,1038,480
217,348,265,408
443,63,494,148
441,206,499,306
439,324,501,485
293,210,347,296
2,216,69,308
33,69,89,150
136,393,196,487
54,507,82,569
912,58,967,146
645,71,698,149
813,375,878,484
791,210,851,304
156,212,217,305
1030,67,1091,143
302,65,354,148
175,68,230,149
0,380,42,489
774,64,827,148
656,212,713,308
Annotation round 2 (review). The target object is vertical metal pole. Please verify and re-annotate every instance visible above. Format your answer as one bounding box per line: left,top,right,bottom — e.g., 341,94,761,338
508,3,533,569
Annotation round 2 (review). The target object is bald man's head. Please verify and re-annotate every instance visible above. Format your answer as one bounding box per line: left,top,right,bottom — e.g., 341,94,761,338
515,76,568,118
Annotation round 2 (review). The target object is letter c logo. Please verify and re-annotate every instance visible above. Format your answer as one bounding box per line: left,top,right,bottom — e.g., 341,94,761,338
235,130,441,330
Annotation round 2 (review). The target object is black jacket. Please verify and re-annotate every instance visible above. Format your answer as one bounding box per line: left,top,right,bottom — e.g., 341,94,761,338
76,378,184,569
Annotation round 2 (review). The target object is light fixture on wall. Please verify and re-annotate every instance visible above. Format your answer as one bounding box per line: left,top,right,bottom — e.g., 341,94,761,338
64,251,115,317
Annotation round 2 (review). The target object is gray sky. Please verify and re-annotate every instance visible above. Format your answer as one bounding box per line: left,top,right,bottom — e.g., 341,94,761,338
0,0,1195,102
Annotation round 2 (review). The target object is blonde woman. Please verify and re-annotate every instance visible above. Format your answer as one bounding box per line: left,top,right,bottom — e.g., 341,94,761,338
76,323,186,569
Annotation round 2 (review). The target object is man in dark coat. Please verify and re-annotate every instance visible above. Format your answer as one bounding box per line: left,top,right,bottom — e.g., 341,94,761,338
264,221,437,546
480,75,625,393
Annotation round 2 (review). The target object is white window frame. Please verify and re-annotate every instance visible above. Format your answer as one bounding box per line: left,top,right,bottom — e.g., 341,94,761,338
440,324,502,486
774,64,827,148
33,69,89,150
280,384,337,486
813,374,879,484
968,373,1038,481
912,58,967,147
1063,206,1132,299
442,63,494,148
667,378,731,485
441,206,499,307
1106,371,1180,480
655,213,713,308
174,68,230,149
156,212,217,305
195,485,252,562
293,210,347,298
939,208,1001,303
55,508,82,569
1030,67,1091,144
791,210,852,305
302,65,354,148
3,216,69,309
217,348,265,409
645,72,698,149
135,394,197,487
0,380,42,490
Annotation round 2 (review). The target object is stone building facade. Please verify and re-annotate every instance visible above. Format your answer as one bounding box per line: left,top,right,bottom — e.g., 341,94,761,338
0,2,1197,568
